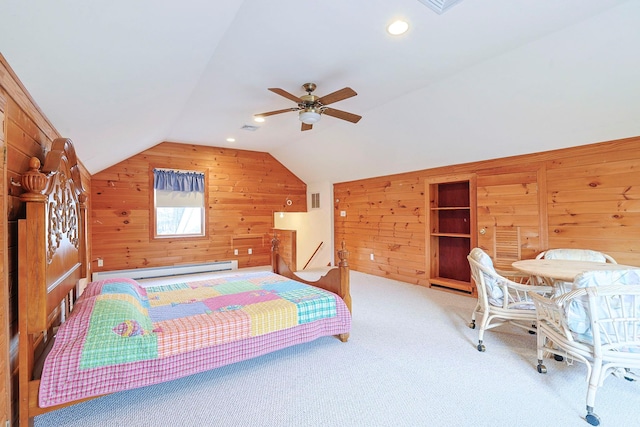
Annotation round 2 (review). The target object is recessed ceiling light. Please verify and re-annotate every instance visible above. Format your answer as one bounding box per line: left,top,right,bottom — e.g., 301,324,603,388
226,137,236,142
254,116,265,123
387,20,409,36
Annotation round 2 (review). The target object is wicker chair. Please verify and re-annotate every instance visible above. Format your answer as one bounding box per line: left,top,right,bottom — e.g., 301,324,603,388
467,248,553,352
530,269,640,426
534,249,617,291
536,248,617,263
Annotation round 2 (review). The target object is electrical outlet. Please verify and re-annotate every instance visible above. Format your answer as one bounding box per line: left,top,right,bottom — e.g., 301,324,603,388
97,258,104,267
370,253,374,261
340,211,346,217
234,249,238,255
248,248,252,255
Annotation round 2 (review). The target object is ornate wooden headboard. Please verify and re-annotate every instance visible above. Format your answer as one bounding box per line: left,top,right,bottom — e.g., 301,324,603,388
18,138,87,425
18,138,87,332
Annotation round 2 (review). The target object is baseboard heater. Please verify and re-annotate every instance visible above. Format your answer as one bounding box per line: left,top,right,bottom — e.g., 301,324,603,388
92,260,238,282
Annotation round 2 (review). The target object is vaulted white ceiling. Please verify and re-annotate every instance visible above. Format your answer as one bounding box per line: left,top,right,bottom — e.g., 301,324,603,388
2,1,639,184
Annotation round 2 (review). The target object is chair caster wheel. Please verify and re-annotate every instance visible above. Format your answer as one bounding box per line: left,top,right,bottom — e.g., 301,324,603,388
554,354,564,362
477,344,486,352
585,413,600,426
537,364,547,374
528,330,536,335
468,322,476,329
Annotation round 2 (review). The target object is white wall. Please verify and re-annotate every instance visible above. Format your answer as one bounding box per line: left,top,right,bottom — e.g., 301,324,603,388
272,2,640,185
274,181,334,270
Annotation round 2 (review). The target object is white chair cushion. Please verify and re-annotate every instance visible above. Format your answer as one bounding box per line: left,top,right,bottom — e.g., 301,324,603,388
543,249,607,262
567,269,640,344
471,249,505,306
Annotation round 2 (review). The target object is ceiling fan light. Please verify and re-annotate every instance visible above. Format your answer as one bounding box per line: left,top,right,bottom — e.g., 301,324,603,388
299,110,321,124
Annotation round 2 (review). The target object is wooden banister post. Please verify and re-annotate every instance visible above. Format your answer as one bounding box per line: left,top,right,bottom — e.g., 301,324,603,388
271,234,280,273
337,241,352,313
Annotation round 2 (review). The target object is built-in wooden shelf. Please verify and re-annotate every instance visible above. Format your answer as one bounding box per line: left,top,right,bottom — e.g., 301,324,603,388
430,233,471,238
431,206,471,210
426,175,477,296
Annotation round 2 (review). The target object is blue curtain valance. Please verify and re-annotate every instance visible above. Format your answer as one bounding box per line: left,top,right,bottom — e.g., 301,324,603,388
153,169,204,192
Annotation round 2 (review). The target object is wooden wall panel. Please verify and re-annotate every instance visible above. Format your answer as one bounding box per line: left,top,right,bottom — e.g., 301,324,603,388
334,173,426,285
335,136,640,288
1,54,92,426
545,155,640,265
2,59,56,426
476,167,543,267
90,142,307,272
0,87,9,427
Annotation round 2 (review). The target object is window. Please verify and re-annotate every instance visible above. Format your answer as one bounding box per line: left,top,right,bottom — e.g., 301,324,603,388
153,168,205,238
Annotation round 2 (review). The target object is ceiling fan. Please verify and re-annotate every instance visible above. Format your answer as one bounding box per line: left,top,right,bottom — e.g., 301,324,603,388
255,83,362,131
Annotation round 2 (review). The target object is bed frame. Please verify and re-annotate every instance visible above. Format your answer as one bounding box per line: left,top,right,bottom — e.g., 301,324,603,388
271,237,352,317
17,138,351,426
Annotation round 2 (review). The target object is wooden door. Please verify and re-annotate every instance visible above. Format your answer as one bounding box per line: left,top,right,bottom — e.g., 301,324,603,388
476,165,546,269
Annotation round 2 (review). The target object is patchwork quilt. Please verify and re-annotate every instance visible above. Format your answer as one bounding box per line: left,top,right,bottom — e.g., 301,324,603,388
39,271,350,407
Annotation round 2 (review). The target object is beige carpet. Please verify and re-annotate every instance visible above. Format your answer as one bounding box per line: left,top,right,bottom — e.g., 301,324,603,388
35,270,639,426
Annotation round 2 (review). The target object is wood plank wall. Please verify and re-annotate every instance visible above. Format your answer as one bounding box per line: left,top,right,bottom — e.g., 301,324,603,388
0,75,8,427
334,175,426,284
476,166,543,269
0,54,92,426
334,136,640,287
90,142,307,273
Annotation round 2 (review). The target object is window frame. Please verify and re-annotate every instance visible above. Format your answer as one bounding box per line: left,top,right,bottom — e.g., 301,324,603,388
150,166,209,241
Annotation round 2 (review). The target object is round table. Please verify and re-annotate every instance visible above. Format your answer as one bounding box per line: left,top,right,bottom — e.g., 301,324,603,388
512,259,638,283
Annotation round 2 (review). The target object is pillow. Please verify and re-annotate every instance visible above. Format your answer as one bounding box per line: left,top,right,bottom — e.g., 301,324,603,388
79,293,157,369
81,277,149,309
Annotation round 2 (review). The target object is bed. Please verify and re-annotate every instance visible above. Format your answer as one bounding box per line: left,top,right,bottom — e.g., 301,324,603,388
17,138,352,426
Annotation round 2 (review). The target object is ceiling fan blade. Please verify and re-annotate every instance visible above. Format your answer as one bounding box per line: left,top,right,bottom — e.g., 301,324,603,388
254,108,298,117
317,87,357,106
301,123,313,131
268,88,302,103
322,107,362,123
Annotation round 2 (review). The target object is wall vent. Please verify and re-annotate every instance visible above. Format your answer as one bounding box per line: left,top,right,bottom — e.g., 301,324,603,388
418,0,463,14
311,193,320,209
241,124,259,131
